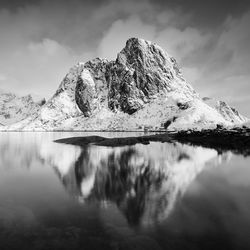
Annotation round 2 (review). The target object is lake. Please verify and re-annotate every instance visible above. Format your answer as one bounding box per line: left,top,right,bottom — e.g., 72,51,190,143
0,132,250,250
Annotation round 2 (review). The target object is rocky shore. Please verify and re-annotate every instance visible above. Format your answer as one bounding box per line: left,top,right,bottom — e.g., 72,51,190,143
55,126,250,156
173,127,250,156
55,133,172,147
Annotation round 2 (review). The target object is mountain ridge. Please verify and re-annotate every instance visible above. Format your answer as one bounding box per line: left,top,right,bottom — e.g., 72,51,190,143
0,91,46,126
0,38,248,131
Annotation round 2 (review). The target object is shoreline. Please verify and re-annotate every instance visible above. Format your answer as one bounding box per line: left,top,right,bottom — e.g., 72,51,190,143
51,127,250,155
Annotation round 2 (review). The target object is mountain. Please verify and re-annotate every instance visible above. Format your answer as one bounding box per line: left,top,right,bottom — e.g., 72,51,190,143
202,97,247,124
1,38,248,131
0,90,46,126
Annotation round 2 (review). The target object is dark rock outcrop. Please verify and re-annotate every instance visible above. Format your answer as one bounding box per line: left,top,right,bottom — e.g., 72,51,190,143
174,127,250,156
75,38,195,116
75,58,108,116
106,38,184,114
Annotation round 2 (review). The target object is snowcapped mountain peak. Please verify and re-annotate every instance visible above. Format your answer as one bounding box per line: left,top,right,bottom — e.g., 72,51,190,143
119,37,183,79
119,37,169,66
1,38,248,131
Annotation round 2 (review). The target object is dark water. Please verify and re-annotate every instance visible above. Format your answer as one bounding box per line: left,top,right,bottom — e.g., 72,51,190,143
0,132,250,250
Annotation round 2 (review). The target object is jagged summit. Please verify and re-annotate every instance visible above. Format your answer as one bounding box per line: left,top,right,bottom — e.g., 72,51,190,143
73,37,197,117
118,37,181,79
1,38,248,131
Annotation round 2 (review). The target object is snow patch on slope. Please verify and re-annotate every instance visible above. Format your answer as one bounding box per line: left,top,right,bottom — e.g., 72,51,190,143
203,97,248,124
0,91,45,126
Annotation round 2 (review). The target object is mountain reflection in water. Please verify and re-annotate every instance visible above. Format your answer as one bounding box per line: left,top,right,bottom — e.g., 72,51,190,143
1,132,250,250
53,140,230,226
1,132,229,226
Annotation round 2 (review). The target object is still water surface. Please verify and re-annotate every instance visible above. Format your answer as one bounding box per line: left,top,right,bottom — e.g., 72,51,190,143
0,132,250,250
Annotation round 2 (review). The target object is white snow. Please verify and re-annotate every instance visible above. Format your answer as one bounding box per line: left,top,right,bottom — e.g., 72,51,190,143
0,91,43,126
1,90,246,131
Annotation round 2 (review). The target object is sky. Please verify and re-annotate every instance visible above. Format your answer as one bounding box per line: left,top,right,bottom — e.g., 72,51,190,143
0,0,250,116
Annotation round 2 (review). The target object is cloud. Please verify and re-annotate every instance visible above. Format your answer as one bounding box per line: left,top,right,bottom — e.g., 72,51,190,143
0,73,7,81
98,10,210,60
155,27,211,61
188,11,250,115
98,12,211,88
0,2,99,98
0,0,155,97
98,16,156,59
0,38,84,98
97,8,250,116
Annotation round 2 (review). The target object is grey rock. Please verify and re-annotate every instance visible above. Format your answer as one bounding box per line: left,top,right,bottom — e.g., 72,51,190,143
37,98,46,106
75,75,92,117
75,58,108,116
75,38,196,116
106,38,191,114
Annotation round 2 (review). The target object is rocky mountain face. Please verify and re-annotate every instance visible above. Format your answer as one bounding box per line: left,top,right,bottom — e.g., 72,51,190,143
75,38,197,117
0,91,45,126
1,38,248,131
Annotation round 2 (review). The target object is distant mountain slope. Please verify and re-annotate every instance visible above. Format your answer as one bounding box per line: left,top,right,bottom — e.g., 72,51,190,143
1,38,248,131
202,97,246,124
0,90,45,126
